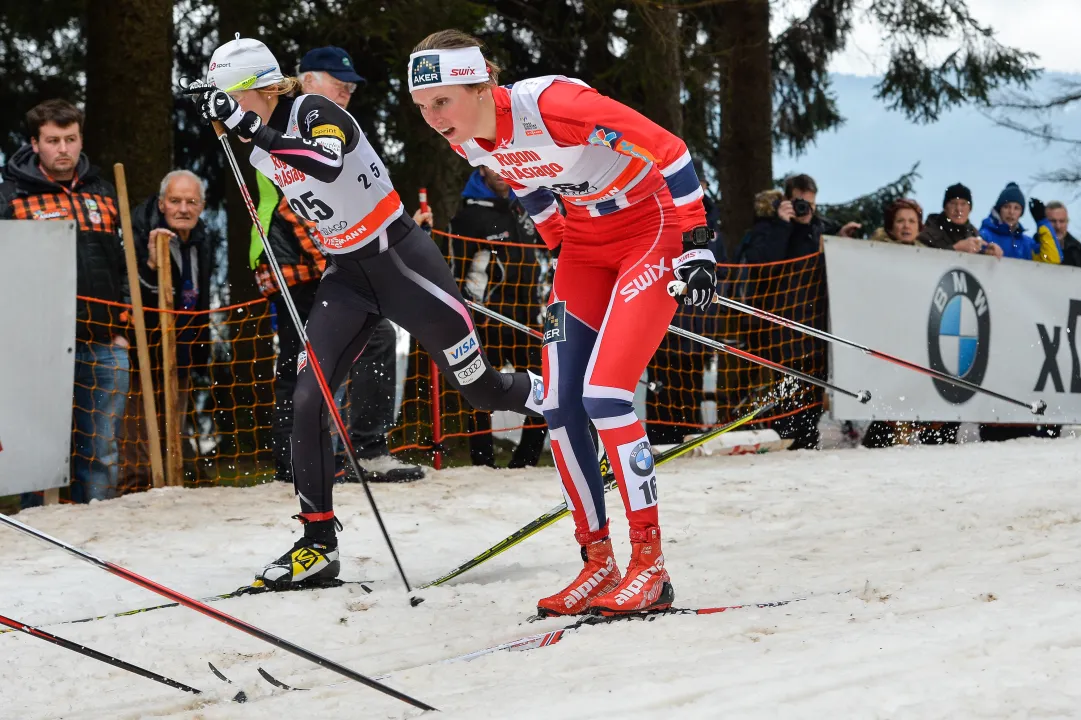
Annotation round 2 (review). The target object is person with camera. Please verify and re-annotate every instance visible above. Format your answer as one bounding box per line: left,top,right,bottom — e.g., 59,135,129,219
739,175,861,264
737,176,856,451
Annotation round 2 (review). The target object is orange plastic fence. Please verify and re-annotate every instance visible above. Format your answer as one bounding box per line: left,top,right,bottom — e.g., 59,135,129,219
19,237,825,503
430,230,827,450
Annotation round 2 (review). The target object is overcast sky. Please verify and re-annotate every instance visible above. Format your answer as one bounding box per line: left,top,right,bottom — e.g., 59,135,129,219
774,0,1081,76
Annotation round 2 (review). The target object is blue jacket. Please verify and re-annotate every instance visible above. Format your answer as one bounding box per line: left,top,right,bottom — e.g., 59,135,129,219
978,210,1037,260
461,170,517,201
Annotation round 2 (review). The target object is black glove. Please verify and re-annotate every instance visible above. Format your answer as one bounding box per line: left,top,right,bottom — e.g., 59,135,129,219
672,248,717,311
196,88,262,140
1029,197,1045,223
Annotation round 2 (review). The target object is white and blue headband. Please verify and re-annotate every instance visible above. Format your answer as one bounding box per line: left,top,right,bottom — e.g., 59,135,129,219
407,46,489,92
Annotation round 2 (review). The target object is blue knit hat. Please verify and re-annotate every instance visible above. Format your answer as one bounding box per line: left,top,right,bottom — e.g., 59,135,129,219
995,182,1025,212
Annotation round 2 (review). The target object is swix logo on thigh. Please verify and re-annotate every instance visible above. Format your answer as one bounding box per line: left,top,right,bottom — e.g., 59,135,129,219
443,329,480,364
564,556,616,609
619,259,669,303
453,355,485,386
615,555,665,606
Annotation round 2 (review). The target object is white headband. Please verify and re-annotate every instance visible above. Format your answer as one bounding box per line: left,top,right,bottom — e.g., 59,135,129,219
407,46,489,92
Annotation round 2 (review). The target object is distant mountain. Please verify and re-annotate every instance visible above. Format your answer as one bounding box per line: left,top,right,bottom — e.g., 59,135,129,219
773,72,1081,234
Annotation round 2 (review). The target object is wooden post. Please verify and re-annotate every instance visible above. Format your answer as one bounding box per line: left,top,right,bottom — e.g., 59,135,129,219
156,242,182,486
114,164,165,489
43,488,60,505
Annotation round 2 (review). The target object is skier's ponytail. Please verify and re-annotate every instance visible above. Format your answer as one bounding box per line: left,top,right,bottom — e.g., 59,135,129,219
260,77,301,97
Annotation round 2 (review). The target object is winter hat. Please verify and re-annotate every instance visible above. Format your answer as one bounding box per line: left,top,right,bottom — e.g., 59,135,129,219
884,198,924,233
943,183,972,207
754,189,783,218
994,182,1025,211
207,35,284,92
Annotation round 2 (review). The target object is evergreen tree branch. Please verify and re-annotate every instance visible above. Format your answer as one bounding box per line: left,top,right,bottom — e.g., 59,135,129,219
980,111,1081,146
771,0,855,154
817,162,921,229
871,0,1038,123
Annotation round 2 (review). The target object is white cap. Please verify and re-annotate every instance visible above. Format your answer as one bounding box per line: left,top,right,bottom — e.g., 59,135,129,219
207,35,284,92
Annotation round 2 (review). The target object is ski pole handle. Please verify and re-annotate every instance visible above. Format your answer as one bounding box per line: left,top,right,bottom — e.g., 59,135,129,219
667,280,686,297
175,80,227,139
667,280,719,303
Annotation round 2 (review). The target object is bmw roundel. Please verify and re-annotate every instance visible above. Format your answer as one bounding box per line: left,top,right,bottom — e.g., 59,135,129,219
927,269,991,404
628,441,654,477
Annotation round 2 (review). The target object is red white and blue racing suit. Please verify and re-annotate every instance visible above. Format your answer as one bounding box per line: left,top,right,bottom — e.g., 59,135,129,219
454,76,707,545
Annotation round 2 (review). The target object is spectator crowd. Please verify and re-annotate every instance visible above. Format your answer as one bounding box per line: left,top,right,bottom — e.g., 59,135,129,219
3,66,1079,506
735,173,1077,449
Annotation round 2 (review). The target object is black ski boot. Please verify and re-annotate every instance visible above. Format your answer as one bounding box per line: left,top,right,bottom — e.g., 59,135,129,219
256,516,341,590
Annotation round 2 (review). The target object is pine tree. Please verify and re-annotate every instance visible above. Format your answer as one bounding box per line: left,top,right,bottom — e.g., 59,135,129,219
84,0,173,202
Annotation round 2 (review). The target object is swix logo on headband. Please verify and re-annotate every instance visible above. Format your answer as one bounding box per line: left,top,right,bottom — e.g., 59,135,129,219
411,55,442,87
449,67,477,77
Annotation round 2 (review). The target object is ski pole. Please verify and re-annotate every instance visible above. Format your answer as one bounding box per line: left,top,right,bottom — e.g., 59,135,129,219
0,612,210,697
467,299,870,405
0,513,437,712
705,290,1046,415
666,323,870,403
206,118,417,599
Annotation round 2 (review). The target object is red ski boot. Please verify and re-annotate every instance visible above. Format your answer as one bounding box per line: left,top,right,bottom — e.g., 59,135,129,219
589,528,673,616
536,537,621,617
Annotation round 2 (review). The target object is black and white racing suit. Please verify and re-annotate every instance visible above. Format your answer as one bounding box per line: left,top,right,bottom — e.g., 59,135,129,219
246,94,543,519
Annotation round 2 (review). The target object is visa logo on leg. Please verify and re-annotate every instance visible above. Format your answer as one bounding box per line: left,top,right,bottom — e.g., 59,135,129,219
444,330,480,364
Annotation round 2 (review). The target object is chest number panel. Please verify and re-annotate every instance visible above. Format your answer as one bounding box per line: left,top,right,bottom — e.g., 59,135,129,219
289,191,334,222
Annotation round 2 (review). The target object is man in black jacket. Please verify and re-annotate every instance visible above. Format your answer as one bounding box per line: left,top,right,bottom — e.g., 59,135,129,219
916,183,1002,257
134,170,215,368
0,99,130,503
448,167,549,467
1046,201,1081,267
119,170,215,483
739,175,861,263
736,175,858,450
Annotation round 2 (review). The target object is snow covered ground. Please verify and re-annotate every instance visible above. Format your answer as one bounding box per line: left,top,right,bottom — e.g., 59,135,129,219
3,436,1081,719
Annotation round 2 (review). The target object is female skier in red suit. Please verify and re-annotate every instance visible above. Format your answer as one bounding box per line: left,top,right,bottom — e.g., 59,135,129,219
410,31,717,616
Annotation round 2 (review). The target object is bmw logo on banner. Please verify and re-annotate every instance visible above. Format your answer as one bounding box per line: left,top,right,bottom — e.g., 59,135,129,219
927,269,991,404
